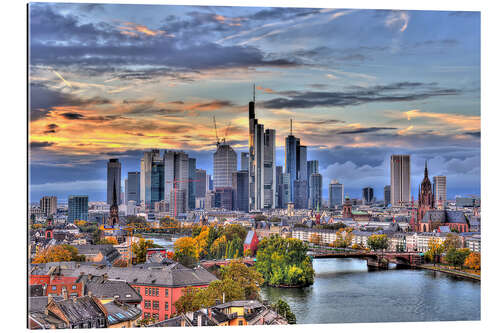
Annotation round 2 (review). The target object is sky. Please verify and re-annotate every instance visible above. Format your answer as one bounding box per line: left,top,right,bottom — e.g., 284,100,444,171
28,2,480,203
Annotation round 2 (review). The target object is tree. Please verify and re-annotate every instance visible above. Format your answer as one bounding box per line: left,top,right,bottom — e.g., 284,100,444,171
464,252,480,270
367,234,389,251
223,224,247,242
219,261,264,300
32,245,84,263
271,299,296,324
174,237,198,267
443,233,461,251
194,229,210,259
255,235,314,287
131,238,154,264
309,233,321,245
425,237,444,265
445,248,471,269
253,214,267,222
97,237,118,245
333,228,353,248
75,220,87,227
210,235,227,259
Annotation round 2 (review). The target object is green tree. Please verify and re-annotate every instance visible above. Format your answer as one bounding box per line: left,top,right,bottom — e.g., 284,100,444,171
367,234,389,251
443,233,461,251
131,238,155,264
255,235,314,287
219,261,264,300
271,299,296,324
445,248,471,269
223,224,247,242
424,237,444,265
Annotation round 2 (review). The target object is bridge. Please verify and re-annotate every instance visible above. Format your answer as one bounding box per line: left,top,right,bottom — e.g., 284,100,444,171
308,248,423,269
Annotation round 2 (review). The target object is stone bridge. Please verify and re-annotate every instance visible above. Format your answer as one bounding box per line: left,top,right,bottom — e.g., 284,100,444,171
309,249,423,269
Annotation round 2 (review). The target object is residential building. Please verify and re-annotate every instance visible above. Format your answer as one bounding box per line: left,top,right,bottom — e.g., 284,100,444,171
107,158,122,205
390,154,411,206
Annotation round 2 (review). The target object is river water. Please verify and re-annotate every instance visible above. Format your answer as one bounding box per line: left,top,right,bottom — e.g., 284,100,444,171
147,237,480,324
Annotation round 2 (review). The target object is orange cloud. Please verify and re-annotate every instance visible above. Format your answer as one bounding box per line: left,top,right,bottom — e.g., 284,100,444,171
256,85,275,93
118,22,171,37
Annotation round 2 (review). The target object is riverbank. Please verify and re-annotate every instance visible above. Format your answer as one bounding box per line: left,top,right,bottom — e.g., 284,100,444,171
419,264,481,281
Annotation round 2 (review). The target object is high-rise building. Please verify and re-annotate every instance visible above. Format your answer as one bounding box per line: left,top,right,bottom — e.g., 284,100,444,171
263,129,276,209
276,166,284,209
40,196,57,217
248,87,275,211
195,169,207,198
329,180,344,208
293,179,308,209
169,189,186,216
307,160,319,202
188,158,197,210
107,158,121,205
232,171,249,212
309,173,323,210
214,143,237,188
240,152,249,171
433,175,447,208
282,173,291,207
208,174,213,191
298,146,308,181
390,154,411,206
151,159,164,206
384,185,391,207
140,149,161,208
68,195,88,223
285,120,299,202
164,150,190,213
214,187,233,210
126,172,140,204
362,187,374,205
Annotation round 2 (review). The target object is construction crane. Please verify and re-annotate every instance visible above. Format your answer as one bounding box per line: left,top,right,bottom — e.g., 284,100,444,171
213,116,220,147
224,121,231,142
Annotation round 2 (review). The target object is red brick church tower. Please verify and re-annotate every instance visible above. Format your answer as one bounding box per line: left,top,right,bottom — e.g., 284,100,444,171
108,179,119,227
417,161,434,225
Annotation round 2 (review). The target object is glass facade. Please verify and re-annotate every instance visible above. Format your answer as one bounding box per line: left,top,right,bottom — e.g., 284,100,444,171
68,195,88,222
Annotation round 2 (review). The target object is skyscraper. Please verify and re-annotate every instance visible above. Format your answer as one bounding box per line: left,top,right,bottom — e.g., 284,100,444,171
140,149,161,207
240,152,249,171
68,195,88,223
362,187,374,205
307,160,319,202
263,129,276,209
213,143,237,188
276,166,284,209
151,159,164,206
329,180,344,208
384,185,391,207
309,173,323,210
390,154,411,206
107,158,121,205
40,196,57,217
298,145,308,181
195,169,207,198
164,150,190,213
126,172,140,203
433,175,447,208
285,120,299,202
232,170,249,212
293,179,308,209
188,158,197,210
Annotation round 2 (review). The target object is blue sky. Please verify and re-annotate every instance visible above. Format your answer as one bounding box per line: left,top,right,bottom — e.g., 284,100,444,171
28,3,480,202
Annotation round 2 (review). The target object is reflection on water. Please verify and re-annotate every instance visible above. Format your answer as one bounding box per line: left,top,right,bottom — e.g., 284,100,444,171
261,258,480,324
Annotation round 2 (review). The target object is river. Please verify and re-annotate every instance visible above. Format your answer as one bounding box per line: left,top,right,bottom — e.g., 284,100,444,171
146,237,480,324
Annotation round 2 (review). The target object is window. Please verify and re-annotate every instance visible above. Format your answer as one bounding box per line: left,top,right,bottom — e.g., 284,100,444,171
145,288,150,296
71,285,77,290
238,320,243,326
51,286,57,291
165,302,169,311
156,288,159,296
144,312,150,318
144,301,151,309
165,289,169,297
152,313,159,321
153,301,159,310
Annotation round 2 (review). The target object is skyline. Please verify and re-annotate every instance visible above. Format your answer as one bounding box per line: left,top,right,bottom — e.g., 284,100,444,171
29,3,480,202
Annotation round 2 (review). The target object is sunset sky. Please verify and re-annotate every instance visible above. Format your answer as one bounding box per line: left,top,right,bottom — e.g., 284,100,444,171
28,2,480,202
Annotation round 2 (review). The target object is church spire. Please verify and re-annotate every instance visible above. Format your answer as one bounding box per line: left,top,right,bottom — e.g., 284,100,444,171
424,160,428,178
112,178,117,207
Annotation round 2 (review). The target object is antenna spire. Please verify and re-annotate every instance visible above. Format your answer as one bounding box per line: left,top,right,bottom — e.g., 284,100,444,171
290,119,293,136
253,84,255,103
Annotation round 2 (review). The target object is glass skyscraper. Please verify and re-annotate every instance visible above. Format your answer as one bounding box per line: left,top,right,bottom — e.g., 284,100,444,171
68,195,88,223
329,180,344,208
126,171,140,203
107,158,121,205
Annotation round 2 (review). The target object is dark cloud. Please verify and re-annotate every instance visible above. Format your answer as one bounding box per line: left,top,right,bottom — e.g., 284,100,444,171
43,123,59,134
464,131,481,138
30,141,54,149
61,112,84,120
337,127,397,134
261,82,460,109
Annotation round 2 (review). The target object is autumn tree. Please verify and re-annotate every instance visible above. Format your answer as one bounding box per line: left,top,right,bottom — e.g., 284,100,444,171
223,224,247,242
219,261,264,300
367,234,389,251
131,238,154,264
210,235,227,259
443,233,461,251
424,237,444,265
32,245,84,263
464,252,480,270
174,237,199,267
309,233,321,245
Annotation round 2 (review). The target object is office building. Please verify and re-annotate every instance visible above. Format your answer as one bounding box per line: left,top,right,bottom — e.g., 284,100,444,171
232,171,249,212
285,120,307,203
293,179,308,209
263,129,276,209
126,172,140,203
213,143,237,189
195,169,207,198
107,158,121,205
188,158,197,210
329,180,344,208
40,196,57,217
68,195,88,223
309,173,323,210
276,166,284,209
164,150,190,213
140,149,161,208
298,146,308,181
307,160,319,201
169,189,186,216
390,154,411,206
433,175,447,208
214,187,233,211
362,187,374,205
151,159,164,206
282,173,291,207
240,152,249,171
384,185,391,207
